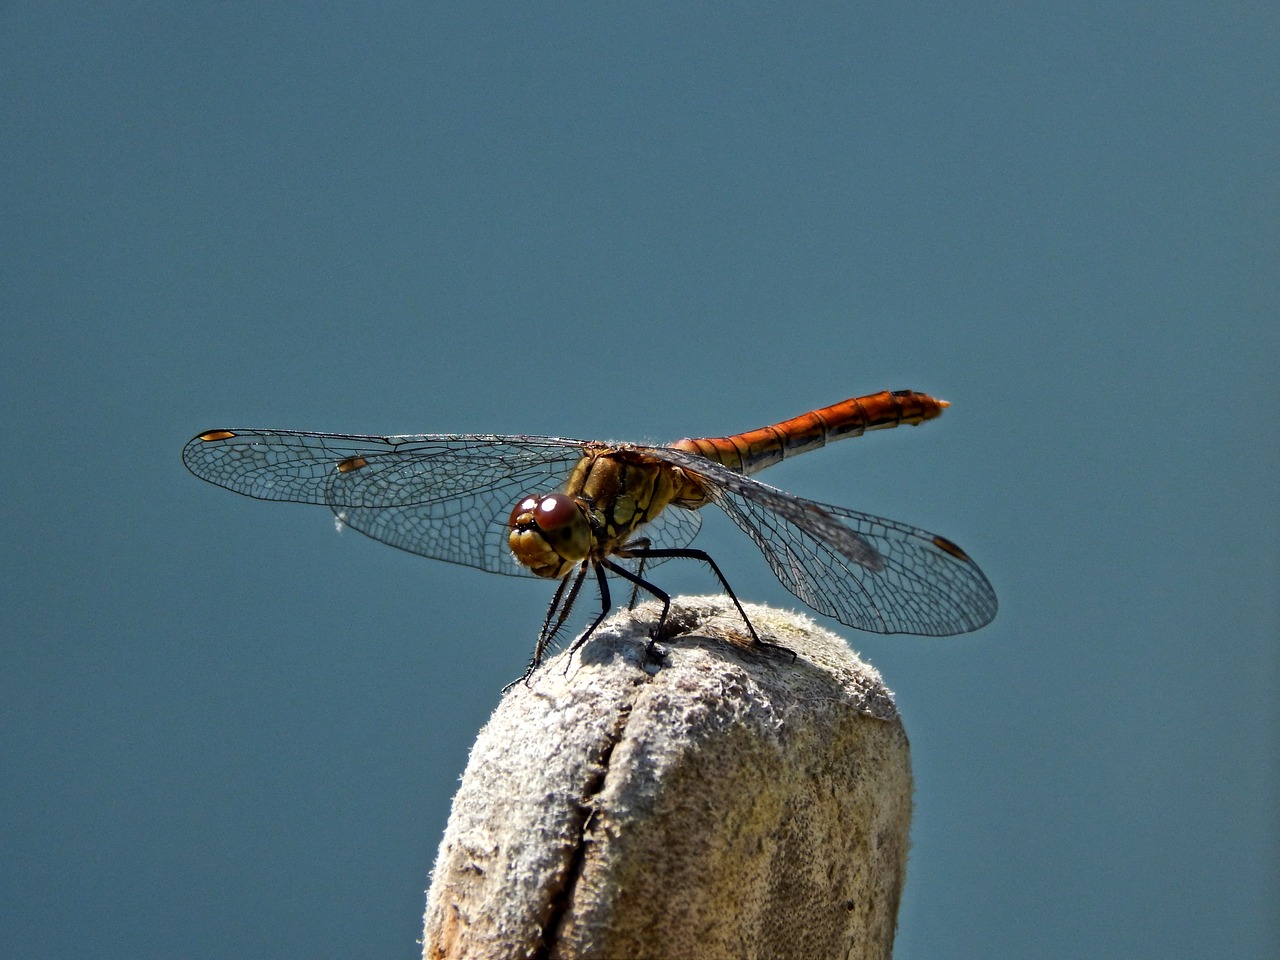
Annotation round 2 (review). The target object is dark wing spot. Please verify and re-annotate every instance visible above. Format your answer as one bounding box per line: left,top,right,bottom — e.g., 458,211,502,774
198,430,236,442
931,535,971,561
336,455,369,474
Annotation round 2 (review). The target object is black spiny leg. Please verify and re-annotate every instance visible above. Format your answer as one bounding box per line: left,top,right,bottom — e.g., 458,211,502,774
514,560,631,688
509,564,591,690
622,536,651,610
538,563,634,677
563,563,622,661
614,544,796,661
594,557,673,664
511,542,797,691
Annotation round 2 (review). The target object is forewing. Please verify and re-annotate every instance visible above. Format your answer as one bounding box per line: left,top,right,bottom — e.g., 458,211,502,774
652,447,998,635
182,429,589,576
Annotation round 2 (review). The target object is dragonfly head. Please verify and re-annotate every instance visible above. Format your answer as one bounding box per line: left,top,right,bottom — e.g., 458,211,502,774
508,493,592,578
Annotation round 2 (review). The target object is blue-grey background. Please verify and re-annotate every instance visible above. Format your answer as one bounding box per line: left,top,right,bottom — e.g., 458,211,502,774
4,4,1275,958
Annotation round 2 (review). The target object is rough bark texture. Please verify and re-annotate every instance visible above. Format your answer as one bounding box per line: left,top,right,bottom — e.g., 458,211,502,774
423,596,912,960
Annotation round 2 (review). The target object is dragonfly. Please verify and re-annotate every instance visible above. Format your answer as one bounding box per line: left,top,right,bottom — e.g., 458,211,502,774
182,389,997,677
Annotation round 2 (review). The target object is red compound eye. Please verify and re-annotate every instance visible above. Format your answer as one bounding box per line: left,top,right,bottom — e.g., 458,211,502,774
532,493,578,531
509,494,579,531
509,496,539,528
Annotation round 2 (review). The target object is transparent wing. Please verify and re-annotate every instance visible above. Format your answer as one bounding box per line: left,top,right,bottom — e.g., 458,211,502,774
649,447,998,636
629,501,702,552
182,429,704,577
183,430,594,576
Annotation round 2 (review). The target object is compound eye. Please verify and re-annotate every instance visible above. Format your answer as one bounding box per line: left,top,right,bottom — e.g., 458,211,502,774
509,496,539,528
531,493,579,531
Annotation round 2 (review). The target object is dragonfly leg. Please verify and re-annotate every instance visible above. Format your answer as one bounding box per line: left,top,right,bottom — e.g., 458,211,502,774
622,537,652,610
563,563,622,662
597,557,673,662
514,544,796,691
615,546,796,661
514,560,621,688
511,564,591,689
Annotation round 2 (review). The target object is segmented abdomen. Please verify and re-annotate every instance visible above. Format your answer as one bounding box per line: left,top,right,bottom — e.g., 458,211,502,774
668,389,947,475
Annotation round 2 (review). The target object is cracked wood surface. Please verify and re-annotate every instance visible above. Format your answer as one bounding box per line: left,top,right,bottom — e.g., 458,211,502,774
422,596,912,960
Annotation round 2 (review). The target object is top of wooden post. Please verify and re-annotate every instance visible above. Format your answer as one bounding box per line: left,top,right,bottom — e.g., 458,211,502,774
424,596,913,960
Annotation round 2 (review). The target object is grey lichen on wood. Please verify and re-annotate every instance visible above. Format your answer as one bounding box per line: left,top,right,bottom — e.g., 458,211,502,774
422,596,912,960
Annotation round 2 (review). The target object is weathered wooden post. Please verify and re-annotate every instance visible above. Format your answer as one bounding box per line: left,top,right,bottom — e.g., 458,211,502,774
423,596,912,960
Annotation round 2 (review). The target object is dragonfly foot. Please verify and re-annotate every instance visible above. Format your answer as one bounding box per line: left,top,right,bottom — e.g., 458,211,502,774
641,634,669,667
501,664,538,693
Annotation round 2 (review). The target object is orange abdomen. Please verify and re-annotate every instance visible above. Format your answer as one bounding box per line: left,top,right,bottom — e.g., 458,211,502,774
669,389,948,474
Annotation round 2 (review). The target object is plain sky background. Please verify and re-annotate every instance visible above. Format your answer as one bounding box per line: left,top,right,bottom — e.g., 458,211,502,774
3,4,1276,958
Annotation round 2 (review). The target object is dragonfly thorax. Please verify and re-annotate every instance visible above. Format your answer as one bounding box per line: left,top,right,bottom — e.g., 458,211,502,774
507,448,692,580
508,493,592,579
